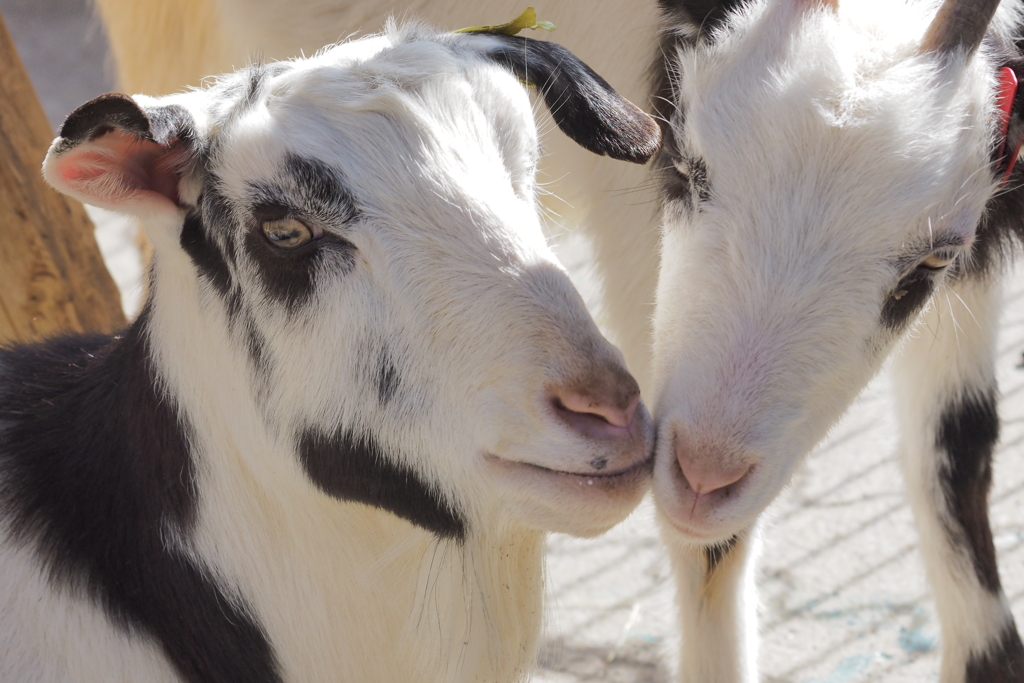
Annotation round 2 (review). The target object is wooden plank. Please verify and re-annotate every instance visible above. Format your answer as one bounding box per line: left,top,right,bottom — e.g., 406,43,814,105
0,10,125,345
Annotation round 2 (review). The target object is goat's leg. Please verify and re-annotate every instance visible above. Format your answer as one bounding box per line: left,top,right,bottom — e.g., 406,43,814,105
892,276,1024,683
659,519,760,683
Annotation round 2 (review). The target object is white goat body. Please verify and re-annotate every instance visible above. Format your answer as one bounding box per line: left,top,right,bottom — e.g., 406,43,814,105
0,26,659,683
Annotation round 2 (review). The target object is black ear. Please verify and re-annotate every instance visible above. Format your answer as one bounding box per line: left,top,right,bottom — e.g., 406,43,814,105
58,93,195,152
659,0,748,39
479,35,661,164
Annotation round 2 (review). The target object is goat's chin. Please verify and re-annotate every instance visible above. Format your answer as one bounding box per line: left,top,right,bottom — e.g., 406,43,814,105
485,453,652,537
650,450,775,544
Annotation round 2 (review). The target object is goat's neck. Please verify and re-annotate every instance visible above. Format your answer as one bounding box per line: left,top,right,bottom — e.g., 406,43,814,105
142,248,546,682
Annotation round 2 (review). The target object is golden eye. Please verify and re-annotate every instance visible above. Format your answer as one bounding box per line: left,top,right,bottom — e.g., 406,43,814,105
261,218,318,249
919,250,957,270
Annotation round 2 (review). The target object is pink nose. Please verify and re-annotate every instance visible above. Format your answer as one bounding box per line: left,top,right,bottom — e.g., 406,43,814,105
556,390,639,429
677,455,750,497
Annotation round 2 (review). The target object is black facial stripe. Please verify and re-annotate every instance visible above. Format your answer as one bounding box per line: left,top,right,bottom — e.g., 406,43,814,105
0,310,281,683
690,158,710,202
376,348,400,406
704,535,738,574
244,318,271,379
964,622,1024,683
880,268,935,332
936,390,1001,594
180,199,234,299
298,427,466,541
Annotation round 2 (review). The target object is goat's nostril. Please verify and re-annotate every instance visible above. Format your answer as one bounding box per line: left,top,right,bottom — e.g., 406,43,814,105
557,391,638,429
590,457,608,470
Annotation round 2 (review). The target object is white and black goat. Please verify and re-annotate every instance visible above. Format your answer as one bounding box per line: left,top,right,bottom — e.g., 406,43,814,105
0,25,661,683
649,1,1024,682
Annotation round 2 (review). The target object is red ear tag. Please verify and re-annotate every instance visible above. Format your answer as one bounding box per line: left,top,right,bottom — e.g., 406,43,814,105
996,66,1020,185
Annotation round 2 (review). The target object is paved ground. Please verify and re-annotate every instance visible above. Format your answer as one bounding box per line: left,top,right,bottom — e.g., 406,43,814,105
6,2,1024,681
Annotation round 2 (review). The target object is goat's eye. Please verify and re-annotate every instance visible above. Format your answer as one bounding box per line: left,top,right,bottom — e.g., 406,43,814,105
261,218,319,249
919,250,958,271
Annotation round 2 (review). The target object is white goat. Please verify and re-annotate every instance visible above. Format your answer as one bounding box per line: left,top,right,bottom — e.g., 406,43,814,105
0,25,661,683
650,0,1024,681
89,0,665,393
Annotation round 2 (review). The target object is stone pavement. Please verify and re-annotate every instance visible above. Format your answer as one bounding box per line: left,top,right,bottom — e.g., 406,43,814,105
6,1,1024,680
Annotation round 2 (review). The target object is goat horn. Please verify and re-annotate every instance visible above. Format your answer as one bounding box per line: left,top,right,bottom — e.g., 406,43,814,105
920,0,1001,56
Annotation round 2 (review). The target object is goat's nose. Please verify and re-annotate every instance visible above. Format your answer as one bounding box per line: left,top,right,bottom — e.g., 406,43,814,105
550,378,641,443
675,434,751,497
677,460,749,497
557,391,639,429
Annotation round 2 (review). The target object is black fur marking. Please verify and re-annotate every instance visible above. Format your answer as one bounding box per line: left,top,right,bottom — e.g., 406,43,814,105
180,206,233,299
244,320,271,378
705,535,738,574
298,427,466,541
376,349,399,406
0,310,282,683
283,155,359,225
244,156,358,309
658,0,749,40
482,35,661,164
965,622,1024,683
880,267,936,332
146,104,197,146
936,390,1002,594
59,92,151,144
242,64,267,113
58,94,197,160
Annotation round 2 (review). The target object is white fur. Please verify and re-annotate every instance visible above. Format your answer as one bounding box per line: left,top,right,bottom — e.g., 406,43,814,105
4,27,651,683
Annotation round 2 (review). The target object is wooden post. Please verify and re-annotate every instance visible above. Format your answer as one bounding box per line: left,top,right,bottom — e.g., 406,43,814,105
0,10,125,344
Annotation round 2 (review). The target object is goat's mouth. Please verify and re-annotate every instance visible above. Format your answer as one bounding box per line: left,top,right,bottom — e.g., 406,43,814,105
486,451,654,483
485,449,652,535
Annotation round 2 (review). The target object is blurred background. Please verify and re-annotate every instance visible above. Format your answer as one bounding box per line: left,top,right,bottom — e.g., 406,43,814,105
4,2,1024,680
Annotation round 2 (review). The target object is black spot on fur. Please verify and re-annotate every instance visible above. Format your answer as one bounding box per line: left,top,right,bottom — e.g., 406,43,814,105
298,427,466,541
705,535,738,574
0,310,281,683
936,390,1002,594
376,349,399,406
965,622,1024,683
481,35,660,164
880,267,936,332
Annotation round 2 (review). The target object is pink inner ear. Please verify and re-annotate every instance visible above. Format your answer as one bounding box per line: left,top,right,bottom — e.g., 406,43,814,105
50,128,181,211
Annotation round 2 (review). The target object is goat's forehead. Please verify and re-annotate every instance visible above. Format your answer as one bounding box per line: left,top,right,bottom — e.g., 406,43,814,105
670,0,997,244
